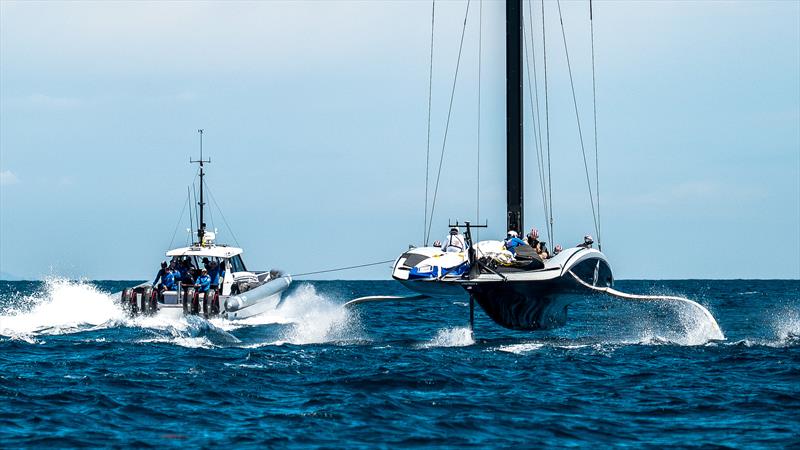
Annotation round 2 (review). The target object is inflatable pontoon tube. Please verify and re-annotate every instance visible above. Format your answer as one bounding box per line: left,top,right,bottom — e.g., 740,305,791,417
225,276,292,312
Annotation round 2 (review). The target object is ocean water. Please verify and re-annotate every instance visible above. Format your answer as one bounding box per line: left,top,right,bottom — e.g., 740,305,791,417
0,279,798,448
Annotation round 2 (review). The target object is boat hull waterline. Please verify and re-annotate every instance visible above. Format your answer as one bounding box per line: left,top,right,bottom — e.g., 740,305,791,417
393,246,613,330
122,276,292,321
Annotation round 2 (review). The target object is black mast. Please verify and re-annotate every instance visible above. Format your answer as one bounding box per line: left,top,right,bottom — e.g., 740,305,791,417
191,129,211,245
506,0,524,234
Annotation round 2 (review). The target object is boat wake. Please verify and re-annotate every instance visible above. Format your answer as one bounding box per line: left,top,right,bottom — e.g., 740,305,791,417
1,279,795,350
0,278,126,341
236,283,362,346
0,279,361,348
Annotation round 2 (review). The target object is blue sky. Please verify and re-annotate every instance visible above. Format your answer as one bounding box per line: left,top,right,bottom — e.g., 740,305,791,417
1,0,798,280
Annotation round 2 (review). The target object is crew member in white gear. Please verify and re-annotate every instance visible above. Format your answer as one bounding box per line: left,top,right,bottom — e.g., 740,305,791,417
442,227,466,253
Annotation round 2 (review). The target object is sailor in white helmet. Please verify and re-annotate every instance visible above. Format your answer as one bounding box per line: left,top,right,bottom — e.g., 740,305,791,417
442,227,466,253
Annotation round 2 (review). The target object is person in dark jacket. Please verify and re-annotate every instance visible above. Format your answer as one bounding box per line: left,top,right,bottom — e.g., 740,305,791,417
178,258,195,286
526,228,550,259
208,261,224,290
577,235,594,249
152,261,168,288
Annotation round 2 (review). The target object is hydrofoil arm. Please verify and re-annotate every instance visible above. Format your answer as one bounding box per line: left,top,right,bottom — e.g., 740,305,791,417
344,294,429,308
568,270,724,340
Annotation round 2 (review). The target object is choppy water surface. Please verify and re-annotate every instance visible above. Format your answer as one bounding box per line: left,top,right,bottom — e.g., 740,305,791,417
0,279,798,447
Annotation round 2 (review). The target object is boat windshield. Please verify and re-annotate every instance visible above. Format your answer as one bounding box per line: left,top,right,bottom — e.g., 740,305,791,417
230,255,247,273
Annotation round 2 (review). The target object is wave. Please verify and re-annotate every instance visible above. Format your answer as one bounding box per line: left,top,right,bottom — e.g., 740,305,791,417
0,278,125,340
242,283,363,346
0,279,362,348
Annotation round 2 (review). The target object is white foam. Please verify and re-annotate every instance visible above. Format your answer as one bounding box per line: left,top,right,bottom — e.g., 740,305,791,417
627,300,725,346
496,342,545,354
138,336,216,349
420,327,474,348
281,284,360,344
237,283,361,346
0,278,125,339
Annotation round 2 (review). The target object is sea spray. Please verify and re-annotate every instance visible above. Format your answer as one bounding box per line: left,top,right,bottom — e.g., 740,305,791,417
233,283,362,346
420,327,474,348
0,278,125,338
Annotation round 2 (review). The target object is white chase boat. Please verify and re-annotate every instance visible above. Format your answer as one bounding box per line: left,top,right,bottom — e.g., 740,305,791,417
119,130,291,320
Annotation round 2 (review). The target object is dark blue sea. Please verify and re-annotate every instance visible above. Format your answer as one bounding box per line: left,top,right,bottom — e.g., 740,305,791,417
0,279,798,448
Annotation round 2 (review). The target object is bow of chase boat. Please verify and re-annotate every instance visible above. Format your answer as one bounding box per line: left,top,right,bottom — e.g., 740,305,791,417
118,130,291,320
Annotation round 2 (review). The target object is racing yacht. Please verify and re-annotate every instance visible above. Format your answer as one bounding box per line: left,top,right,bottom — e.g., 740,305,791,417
388,0,613,330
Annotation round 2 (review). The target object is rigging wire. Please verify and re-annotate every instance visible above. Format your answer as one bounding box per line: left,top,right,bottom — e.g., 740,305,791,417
169,188,191,249
426,0,472,244
541,0,554,247
291,259,396,278
187,185,194,245
528,0,552,242
192,177,199,229
476,0,482,241
424,0,436,246
590,0,601,250
204,184,242,248
556,0,599,240
203,178,216,234
523,0,551,241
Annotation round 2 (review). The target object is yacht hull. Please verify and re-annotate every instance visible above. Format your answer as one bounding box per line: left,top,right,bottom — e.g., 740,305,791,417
396,278,467,298
462,249,613,330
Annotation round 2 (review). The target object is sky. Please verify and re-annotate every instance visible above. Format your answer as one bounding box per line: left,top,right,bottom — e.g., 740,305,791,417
1,0,798,280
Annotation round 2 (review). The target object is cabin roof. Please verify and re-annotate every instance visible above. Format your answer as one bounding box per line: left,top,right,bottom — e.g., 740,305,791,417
165,245,243,258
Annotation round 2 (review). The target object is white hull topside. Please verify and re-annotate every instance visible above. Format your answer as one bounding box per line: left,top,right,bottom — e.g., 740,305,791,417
393,244,612,294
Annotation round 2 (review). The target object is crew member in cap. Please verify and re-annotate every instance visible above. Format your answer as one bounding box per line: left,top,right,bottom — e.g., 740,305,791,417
577,235,594,249
504,230,527,255
442,227,466,253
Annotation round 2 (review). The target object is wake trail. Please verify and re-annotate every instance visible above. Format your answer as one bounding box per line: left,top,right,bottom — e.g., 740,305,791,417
568,271,725,342
0,279,363,348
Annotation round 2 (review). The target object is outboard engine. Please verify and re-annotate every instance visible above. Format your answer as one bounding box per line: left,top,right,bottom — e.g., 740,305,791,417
182,286,197,314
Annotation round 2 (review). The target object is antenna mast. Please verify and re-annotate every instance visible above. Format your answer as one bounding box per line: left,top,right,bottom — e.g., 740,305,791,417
191,129,211,245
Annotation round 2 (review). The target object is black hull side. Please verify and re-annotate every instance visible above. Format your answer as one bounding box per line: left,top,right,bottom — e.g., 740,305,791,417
463,257,613,330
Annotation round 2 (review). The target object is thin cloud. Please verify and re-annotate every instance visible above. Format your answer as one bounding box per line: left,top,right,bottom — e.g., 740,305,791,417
0,170,19,186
